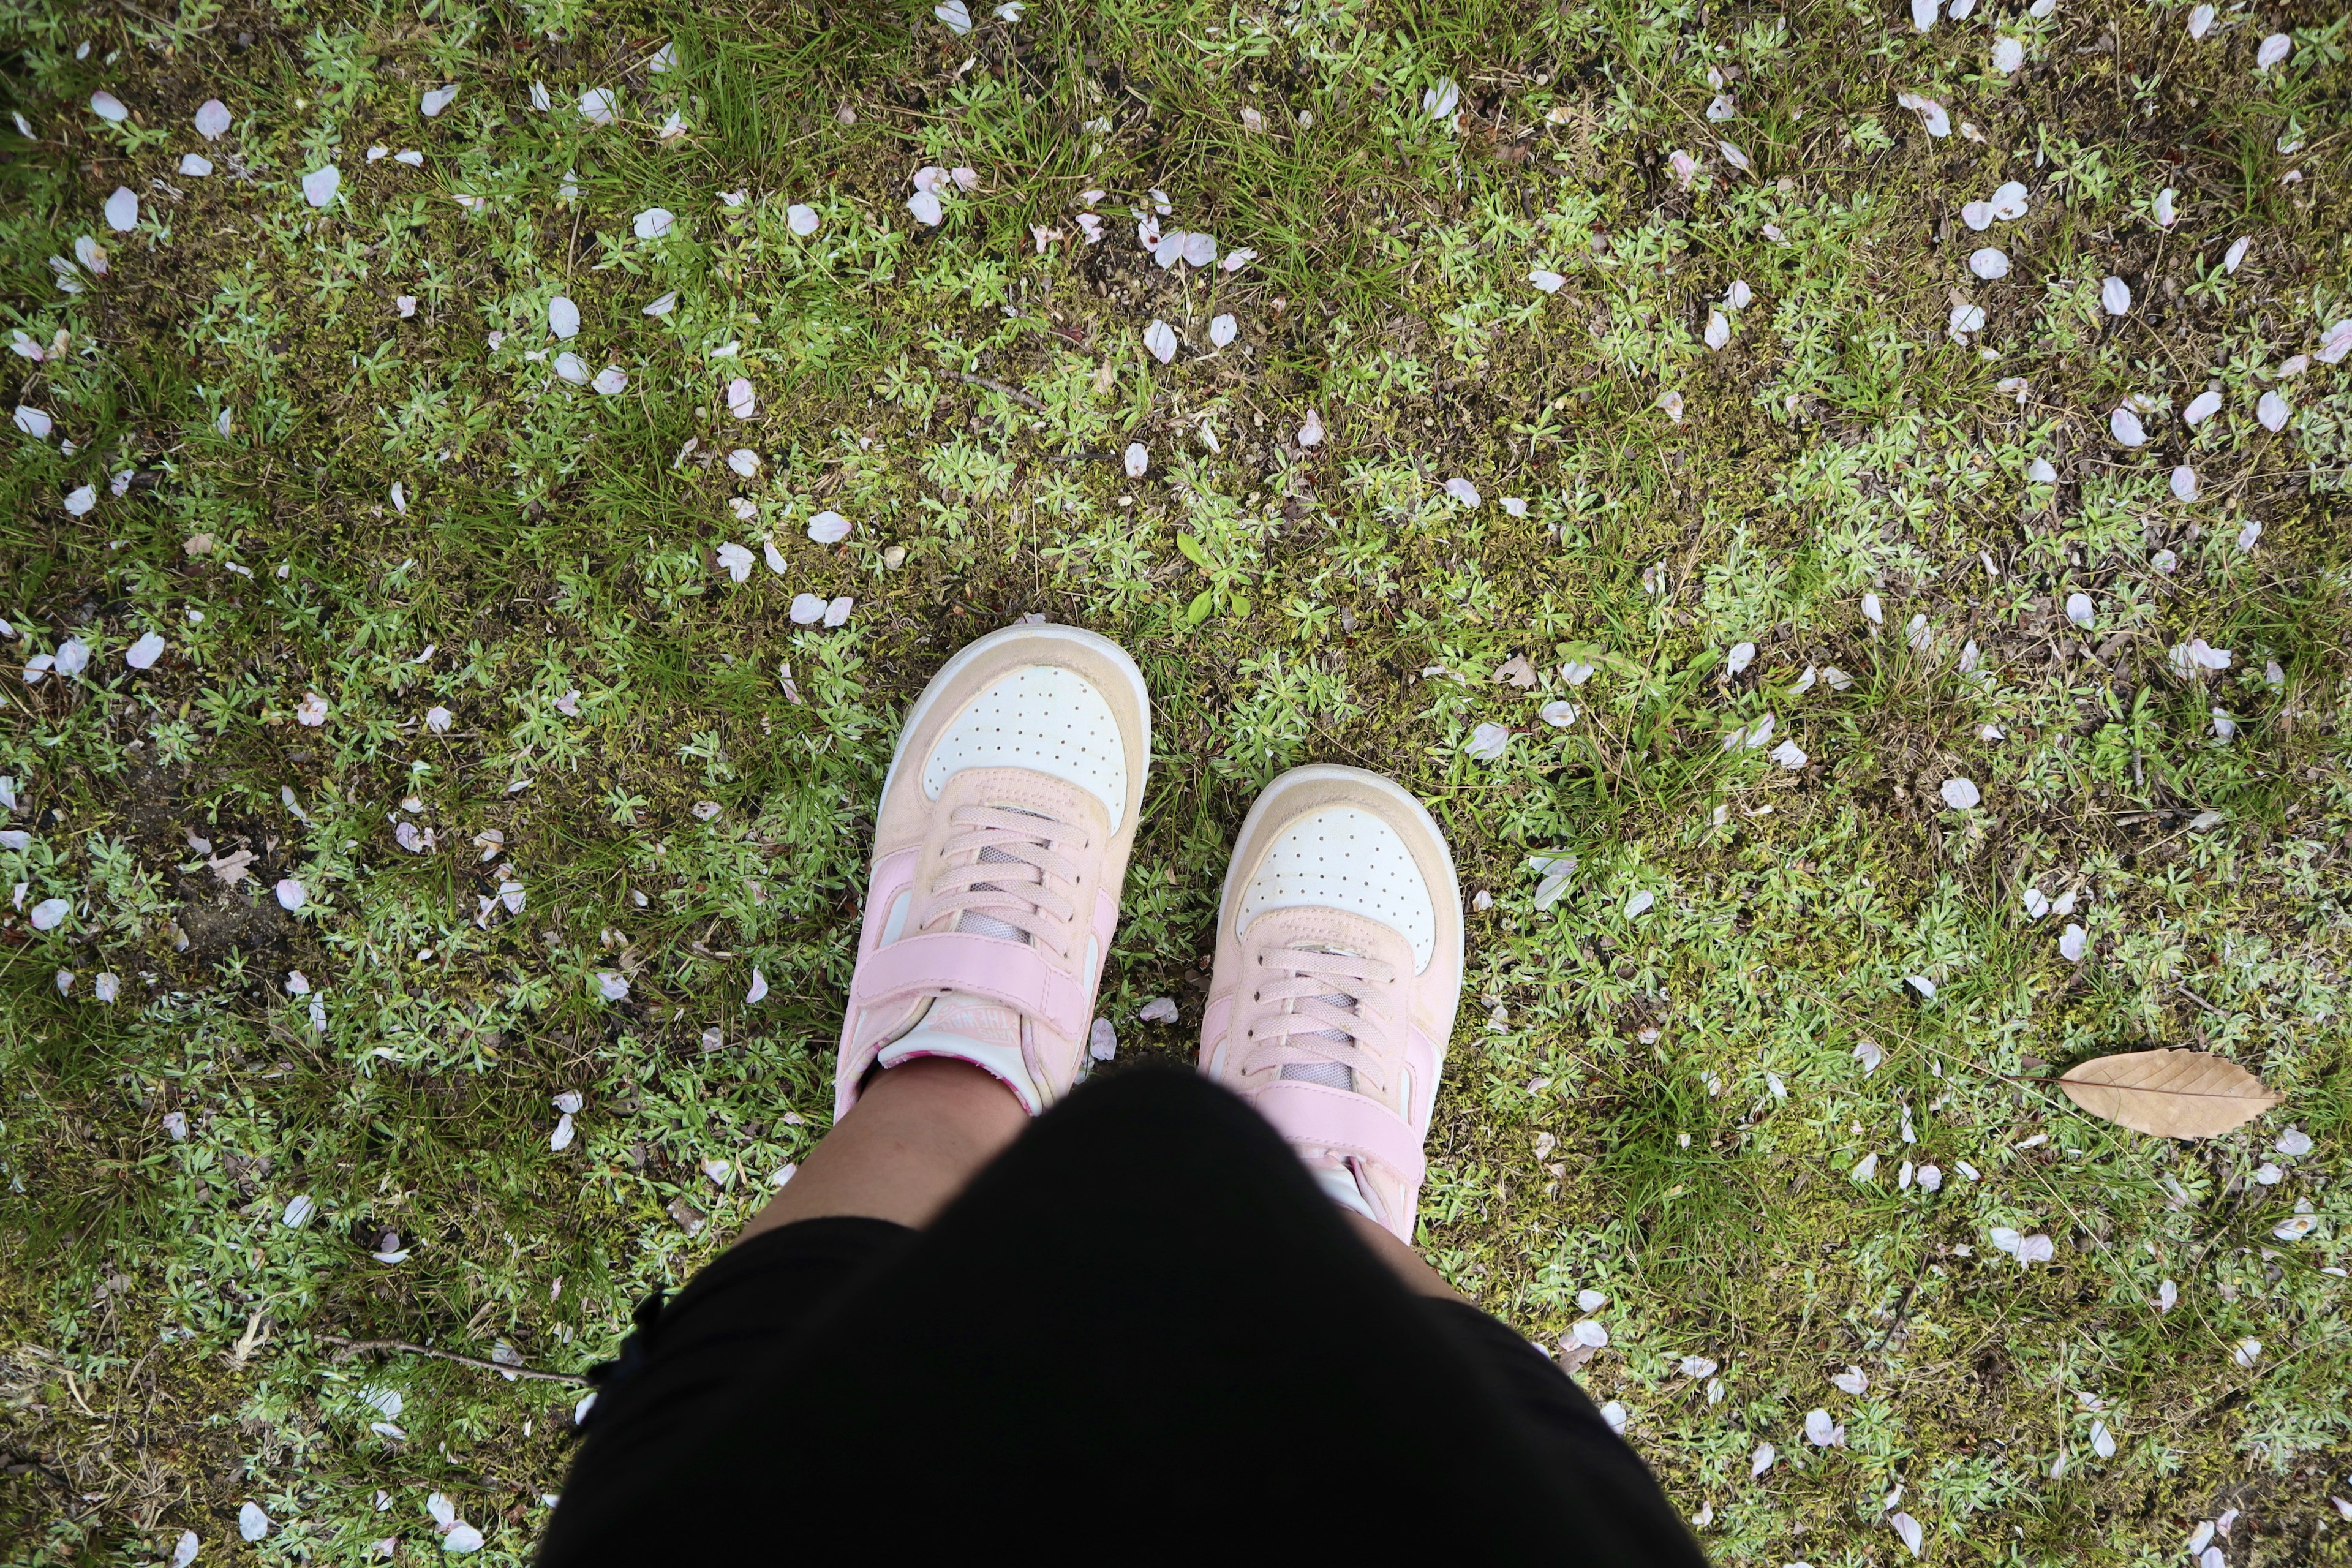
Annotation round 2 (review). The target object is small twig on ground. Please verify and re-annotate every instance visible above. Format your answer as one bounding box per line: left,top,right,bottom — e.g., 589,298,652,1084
2177,984,2227,1016
318,1334,592,1387
958,371,1046,410
1868,1270,1925,1355
61,1365,108,1421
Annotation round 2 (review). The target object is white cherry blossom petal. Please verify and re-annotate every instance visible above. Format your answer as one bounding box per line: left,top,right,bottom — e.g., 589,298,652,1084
1894,91,1950,137
1891,1512,1924,1556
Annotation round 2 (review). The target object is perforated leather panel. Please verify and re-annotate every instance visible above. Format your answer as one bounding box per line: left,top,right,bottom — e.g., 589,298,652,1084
921,666,1129,829
1235,806,1438,971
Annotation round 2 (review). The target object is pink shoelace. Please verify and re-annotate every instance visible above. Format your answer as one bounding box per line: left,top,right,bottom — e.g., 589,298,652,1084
1240,945,1397,1095
927,804,1087,957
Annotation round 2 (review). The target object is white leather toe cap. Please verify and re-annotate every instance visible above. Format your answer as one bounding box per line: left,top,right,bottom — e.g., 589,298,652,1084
1235,805,1438,970
922,665,1130,828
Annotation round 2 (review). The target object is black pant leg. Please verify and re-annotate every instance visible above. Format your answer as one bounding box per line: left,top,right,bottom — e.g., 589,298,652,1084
552,1216,911,1507
541,1069,1705,1564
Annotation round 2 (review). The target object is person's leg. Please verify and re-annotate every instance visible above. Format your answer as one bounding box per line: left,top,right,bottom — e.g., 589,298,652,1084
545,709,1707,1562
552,624,1157,1526
1343,1206,1467,1302
540,1067,1709,1564
726,619,1152,1244
733,1057,1025,1243
733,1037,1464,1311
735,1012,1461,1300
1180,763,1679,1521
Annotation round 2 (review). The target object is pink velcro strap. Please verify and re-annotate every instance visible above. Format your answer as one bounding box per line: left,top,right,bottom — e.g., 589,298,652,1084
850,931,1089,1042
1249,1081,1427,1188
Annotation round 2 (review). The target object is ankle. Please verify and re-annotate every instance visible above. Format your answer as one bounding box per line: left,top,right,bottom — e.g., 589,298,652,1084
1342,1210,1464,1303
860,1055,1031,1128
733,1058,1027,1244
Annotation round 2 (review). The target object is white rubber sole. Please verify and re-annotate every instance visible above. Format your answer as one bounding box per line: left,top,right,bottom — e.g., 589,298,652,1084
1216,764,1465,986
878,622,1153,809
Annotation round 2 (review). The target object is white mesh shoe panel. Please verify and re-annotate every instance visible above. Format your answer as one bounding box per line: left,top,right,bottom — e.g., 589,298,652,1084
921,666,1129,829
1235,806,1438,971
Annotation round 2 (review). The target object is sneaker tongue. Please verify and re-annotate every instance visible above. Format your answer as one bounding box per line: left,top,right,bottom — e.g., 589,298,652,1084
881,990,1047,1113
1299,1149,1379,1223
901,990,1023,1052
1276,971,1360,1091
956,833,1036,943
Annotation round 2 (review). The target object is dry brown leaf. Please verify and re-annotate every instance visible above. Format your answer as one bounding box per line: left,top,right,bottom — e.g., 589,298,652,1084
1492,654,1539,689
206,848,256,887
2057,1048,2279,1139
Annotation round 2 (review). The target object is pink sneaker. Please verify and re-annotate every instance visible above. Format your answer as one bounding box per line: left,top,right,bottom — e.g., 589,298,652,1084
834,624,1152,1120
1199,766,1464,1242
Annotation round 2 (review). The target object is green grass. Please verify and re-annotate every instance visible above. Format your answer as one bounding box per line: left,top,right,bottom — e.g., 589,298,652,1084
4,0,2352,1561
